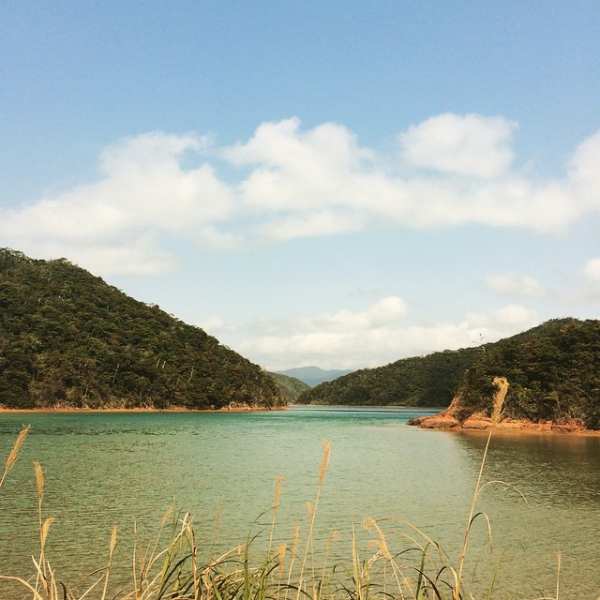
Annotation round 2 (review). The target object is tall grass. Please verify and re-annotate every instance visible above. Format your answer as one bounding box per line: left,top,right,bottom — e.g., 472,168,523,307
0,426,555,600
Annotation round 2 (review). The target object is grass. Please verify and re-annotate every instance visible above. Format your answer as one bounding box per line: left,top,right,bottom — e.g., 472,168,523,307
0,426,557,600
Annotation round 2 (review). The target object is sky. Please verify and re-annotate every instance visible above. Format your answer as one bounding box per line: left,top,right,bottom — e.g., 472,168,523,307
1,1,600,371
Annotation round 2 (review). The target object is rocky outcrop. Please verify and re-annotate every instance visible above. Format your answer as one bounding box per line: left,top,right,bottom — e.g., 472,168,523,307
408,413,594,434
408,376,597,434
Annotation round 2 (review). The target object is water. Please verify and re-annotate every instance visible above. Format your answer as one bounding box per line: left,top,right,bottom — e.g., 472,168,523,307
0,406,599,598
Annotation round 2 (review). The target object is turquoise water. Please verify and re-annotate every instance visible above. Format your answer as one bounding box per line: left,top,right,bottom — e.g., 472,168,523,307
0,406,599,598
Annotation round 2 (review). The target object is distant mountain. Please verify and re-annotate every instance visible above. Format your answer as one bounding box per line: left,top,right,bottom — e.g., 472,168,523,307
268,373,311,403
275,366,353,387
0,248,285,410
299,348,481,407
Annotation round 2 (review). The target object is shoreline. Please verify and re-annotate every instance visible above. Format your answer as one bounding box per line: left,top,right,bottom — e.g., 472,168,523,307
2,405,598,436
408,414,600,437
0,405,289,415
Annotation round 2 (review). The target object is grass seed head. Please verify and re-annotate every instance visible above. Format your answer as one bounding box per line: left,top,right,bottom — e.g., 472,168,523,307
319,440,331,486
0,425,30,488
274,476,285,512
34,461,44,500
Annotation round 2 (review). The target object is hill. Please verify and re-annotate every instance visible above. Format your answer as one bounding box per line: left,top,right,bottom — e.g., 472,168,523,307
432,318,600,430
299,318,600,430
275,366,353,386
268,373,311,403
299,347,481,407
0,248,285,410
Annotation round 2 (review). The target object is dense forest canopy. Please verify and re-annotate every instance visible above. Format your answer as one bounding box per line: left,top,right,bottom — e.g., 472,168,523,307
0,248,284,410
455,318,600,429
299,347,482,407
267,372,311,403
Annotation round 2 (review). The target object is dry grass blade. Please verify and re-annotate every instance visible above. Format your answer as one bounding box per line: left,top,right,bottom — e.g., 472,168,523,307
363,517,411,598
454,429,493,600
0,575,45,600
99,525,119,600
555,551,561,600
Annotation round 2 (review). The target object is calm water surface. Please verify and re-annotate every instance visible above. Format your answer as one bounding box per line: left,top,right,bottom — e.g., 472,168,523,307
0,406,599,598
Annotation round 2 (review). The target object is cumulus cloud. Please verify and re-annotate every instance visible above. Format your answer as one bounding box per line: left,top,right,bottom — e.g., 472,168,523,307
2,114,600,274
568,131,600,210
583,257,600,281
221,115,596,236
469,304,539,329
0,132,235,274
484,273,545,298
304,296,408,332
399,113,517,178
566,257,600,303
214,298,539,370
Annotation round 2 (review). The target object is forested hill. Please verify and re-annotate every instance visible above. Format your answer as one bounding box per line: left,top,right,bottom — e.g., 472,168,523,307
301,318,600,430
268,372,311,403
0,248,284,410
451,318,600,429
299,346,482,407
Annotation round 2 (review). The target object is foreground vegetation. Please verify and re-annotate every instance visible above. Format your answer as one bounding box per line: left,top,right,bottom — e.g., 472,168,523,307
0,248,284,410
0,426,562,600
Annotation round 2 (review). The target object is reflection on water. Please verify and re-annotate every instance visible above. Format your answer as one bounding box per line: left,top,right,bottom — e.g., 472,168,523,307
0,408,599,598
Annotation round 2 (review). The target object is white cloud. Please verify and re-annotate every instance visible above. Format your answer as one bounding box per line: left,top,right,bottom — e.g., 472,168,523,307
399,113,517,178
465,304,538,329
197,314,227,332
583,257,600,281
2,115,600,274
305,296,408,332
490,304,539,327
0,132,234,274
215,298,539,370
569,131,600,211
566,257,600,303
484,273,545,298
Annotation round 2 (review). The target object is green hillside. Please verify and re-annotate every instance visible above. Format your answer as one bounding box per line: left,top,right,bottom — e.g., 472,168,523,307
268,372,311,402
454,318,600,429
299,346,481,407
0,248,284,410
300,317,600,430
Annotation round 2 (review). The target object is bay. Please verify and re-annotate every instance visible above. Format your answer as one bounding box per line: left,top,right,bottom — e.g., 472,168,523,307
0,406,599,598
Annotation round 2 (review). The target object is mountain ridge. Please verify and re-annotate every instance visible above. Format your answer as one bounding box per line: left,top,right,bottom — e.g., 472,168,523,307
275,366,353,387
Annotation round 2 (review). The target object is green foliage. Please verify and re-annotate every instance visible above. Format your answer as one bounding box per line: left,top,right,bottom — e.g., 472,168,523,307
457,318,600,429
300,347,481,407
300,317,600,429
0,248,285,410
268,372,311,402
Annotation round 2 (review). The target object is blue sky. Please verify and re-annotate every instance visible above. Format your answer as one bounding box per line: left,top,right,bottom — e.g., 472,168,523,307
2,1,599,370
